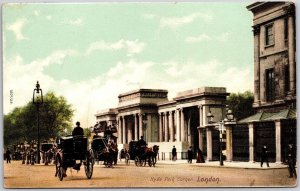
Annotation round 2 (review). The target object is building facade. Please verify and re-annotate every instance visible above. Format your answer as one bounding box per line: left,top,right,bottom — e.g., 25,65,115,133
95,87,229,160
233,2,297,163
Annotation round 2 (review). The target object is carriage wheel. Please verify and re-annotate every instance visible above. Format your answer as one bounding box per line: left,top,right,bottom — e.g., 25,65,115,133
55,156,64,181
125,153,130,166
134,156,139,166
85,149,94,179
148,157,153,167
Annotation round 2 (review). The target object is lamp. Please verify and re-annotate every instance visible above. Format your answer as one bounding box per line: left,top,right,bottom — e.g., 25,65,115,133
207,110,214,124
33,81,43,164
226,109,234,121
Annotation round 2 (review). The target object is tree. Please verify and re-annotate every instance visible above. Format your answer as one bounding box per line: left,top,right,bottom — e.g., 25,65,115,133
84,128,91,137
4,92,74,148
226,91,255,120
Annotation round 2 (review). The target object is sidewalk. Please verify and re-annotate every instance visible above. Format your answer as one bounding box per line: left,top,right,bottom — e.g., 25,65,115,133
157,159,288,169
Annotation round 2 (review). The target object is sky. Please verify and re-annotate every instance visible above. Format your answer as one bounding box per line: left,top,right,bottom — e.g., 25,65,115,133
3,2,254,128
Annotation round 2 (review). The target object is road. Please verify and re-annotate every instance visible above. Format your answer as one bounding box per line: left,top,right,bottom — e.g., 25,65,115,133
3,160,297,188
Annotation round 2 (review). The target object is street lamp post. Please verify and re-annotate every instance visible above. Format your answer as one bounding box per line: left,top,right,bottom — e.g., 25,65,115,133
207,108,234,166
33,81,43,164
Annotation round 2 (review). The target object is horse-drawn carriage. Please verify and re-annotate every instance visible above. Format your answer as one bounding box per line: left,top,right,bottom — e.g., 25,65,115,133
54,135,94,181
41,142,55,165
124,140,159,167
91,123,118,167
91,135,118,167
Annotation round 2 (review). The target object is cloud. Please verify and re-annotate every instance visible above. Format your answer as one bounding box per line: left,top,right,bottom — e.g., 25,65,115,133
4,51,252,129
46,15,52,21
185,32,230,43
33,10,40,16
185,34,211,43
63,17,84,26
85,39,146,56
143,14,157,19
160,12,213,29
7,18,28,41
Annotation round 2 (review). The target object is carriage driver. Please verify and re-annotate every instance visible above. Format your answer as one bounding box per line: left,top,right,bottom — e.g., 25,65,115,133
72,121,84,136
137,136,147,155
72,121,84,171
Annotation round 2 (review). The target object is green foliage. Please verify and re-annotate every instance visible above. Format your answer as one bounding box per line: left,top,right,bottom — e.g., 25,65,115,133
4,92,74,148
84,128,91,137
226,91,255,120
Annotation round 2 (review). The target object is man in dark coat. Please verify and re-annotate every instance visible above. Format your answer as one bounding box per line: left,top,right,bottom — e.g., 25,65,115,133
6,148,11,164
187,146,193,164
196,148,205,163
261,144,269,167
172,146,177,161
72,121,84,136
287,144,297,178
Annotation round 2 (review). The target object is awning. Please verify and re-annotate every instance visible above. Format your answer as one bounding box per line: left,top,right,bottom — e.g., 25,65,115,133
238,108,296,123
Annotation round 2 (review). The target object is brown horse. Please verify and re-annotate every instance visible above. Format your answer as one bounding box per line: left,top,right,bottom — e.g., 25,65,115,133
142,145,159,167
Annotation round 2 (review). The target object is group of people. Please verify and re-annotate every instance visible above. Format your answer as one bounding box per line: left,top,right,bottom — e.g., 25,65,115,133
261,144,296,178
171,146,205,163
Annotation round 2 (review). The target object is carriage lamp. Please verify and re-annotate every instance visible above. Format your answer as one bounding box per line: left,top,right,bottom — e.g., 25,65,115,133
33,81,43,164
207,110,214,124
226,109,234,121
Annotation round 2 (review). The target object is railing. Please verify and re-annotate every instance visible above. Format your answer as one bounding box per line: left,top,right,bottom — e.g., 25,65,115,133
159,152,189,160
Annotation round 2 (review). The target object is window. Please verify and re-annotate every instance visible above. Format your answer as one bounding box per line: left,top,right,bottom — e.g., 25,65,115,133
284,65,290,94
265,24,274,46
284,18,288,40
266,68,275,102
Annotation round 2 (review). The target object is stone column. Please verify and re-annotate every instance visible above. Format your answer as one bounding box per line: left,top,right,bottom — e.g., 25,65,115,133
159,113,163,142
169,111,174,142
198,105,203,127
180,109,185,142
225,125,233,162
117,117,121,144
206,127,212,161
139,113,143,139
288,14,296,94
119,116,123,144
176,109,181,142
128,128,132,143
122,116,126,144
249,123,255,163
253,25,261,105
134,114,138,141
198,128,203,151
203,105,208,126
275,120,282,163
164,112,169,142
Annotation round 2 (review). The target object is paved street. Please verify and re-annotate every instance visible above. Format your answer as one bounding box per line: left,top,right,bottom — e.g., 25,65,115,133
3,160,297,188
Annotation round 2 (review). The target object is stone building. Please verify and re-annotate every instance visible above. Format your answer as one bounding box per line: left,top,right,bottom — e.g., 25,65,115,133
233,2,297,163
95,87,229,160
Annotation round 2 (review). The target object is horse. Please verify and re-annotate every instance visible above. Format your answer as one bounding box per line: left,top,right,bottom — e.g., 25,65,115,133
142,145,159,167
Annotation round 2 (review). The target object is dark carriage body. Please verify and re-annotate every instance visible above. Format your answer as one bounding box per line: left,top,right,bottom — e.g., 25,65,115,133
41,143,54,153
128,141,140,160
57,136,88,166
91,137,107,161
55,135,93,181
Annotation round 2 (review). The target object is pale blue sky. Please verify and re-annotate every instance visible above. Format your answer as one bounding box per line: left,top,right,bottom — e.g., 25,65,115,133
3,2,254,127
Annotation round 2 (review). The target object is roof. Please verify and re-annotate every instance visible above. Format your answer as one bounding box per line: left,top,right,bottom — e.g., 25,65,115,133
238,108,296,123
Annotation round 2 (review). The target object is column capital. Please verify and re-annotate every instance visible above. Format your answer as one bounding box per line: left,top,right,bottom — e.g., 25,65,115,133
168,111,173,115
198,105,202,109
252,25,260,36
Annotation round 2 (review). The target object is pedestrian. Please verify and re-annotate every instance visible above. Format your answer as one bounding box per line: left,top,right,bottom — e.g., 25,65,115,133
261,144,269,167
187,146,193,164
287,144,297,178
196,148,205,163
172,146,177,161
6,148,11,164
72,121,84,136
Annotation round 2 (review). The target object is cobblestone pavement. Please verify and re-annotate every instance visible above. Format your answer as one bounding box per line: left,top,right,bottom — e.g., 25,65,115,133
3,160,297,188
